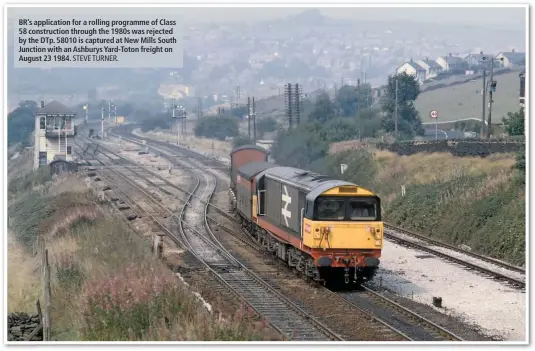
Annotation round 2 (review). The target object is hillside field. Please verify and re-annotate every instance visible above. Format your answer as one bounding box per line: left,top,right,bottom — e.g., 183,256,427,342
416,71,522,123
322,147,525,265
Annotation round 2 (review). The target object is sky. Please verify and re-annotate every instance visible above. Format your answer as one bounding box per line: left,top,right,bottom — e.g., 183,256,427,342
7,6,527,31
182,7,526,29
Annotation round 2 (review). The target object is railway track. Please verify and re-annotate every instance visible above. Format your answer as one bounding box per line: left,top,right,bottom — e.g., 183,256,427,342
384,224,525,274
80,142,344,341
81,136,466,341
107,129,526,290
383,227,525,290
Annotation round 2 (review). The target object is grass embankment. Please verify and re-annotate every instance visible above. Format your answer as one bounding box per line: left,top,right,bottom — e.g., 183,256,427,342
8,169,276,341
325,149,525,265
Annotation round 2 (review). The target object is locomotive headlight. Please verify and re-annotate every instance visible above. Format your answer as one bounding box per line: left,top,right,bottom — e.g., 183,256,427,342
375,228,381,240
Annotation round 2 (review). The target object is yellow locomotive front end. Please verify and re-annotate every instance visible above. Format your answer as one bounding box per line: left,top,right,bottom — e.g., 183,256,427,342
302,185,382,283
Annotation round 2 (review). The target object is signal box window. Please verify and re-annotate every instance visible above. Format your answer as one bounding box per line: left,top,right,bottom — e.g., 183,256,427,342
67,146,72,155
316,198,345,220
40,117,46,129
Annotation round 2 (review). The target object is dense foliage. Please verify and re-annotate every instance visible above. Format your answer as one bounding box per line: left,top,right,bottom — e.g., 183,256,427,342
140,113,172,132
502,108,525,136
194,116,239,140
256,116,278,137
380,72,424,138
8,101,38,147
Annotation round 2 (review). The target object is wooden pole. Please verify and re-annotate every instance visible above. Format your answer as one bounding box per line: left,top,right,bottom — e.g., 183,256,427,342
43,249,51,341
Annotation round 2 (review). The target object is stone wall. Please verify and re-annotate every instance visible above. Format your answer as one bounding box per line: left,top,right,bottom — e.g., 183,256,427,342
375,140,525,157
7,312,43,341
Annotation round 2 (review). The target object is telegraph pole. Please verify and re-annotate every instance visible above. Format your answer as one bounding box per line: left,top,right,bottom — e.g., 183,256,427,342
252,97,257,143
357,79,362,141
100,106,104,139
197,97,202,119
394,78,399,138
247,97,251,139
182,109,187,136
481,69,487,138
486,59,495,139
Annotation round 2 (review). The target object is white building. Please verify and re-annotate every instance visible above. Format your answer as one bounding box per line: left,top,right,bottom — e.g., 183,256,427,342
33,101,77,169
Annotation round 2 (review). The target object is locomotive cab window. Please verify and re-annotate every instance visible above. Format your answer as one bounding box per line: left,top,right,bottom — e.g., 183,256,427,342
349,198,379,220
315,197,346,220
314,196,381,221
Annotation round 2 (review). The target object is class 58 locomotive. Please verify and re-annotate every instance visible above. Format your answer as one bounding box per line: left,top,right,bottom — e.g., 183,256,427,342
230,145,383,286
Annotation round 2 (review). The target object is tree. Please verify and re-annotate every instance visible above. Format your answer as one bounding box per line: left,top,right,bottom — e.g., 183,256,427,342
194,116,239,141
381,72,424,138
271,123,329,168
140,112,171,132
336,83,374,117
131,108,152,121
308,92,335,123
256,116,277,138
8,100,38,147
502,108,525,136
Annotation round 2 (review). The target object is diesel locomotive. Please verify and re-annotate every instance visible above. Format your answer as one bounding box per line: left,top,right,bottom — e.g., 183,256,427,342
229,145,383,286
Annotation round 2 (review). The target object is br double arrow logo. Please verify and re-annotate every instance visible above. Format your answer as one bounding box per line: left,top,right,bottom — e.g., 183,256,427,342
281,185,292,227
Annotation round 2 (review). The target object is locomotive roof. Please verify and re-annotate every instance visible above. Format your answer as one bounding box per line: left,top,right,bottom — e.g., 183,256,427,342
237,161,276,179
305,180,360,202
230,144,270,156
263,166,355,193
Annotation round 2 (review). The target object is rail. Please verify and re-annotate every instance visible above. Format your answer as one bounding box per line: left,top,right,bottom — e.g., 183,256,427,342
85,146,344,341
83,135,466,341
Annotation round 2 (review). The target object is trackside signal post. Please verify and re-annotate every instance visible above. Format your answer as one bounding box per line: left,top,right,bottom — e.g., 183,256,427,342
430,110,439,140
172,103,186,145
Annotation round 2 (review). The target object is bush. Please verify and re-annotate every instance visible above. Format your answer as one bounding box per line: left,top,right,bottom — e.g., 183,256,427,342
271,123,329,168
502,109,525,136
232,135,252,148
256,117,277,137
8,101,38,147
384,173,525,265
8,167,52,198
313,149,377,191
140,113,172,132
194,116,239,141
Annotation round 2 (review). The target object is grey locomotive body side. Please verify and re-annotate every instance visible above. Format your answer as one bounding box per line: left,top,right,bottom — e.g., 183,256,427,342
262,174,308,239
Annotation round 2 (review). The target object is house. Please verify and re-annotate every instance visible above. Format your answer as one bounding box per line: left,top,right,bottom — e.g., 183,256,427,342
464,51,499,69
396,59,426,83
496,50,526,68
416,58,442,79
435,54,467,71
33,101,77,170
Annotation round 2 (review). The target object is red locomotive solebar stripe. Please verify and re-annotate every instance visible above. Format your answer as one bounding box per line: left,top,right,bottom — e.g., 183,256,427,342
257,217,308,249
256,217,380,266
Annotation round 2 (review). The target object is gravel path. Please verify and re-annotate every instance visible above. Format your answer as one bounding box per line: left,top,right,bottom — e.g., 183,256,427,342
369,240,526,341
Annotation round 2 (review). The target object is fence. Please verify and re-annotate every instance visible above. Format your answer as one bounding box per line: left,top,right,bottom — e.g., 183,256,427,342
40,238,52,341
7,238,50,342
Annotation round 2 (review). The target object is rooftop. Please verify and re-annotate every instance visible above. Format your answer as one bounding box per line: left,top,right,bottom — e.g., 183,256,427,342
37,101,76,115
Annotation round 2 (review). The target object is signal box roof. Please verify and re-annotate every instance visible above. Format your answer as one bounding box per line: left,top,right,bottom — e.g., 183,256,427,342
37,100,76,115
